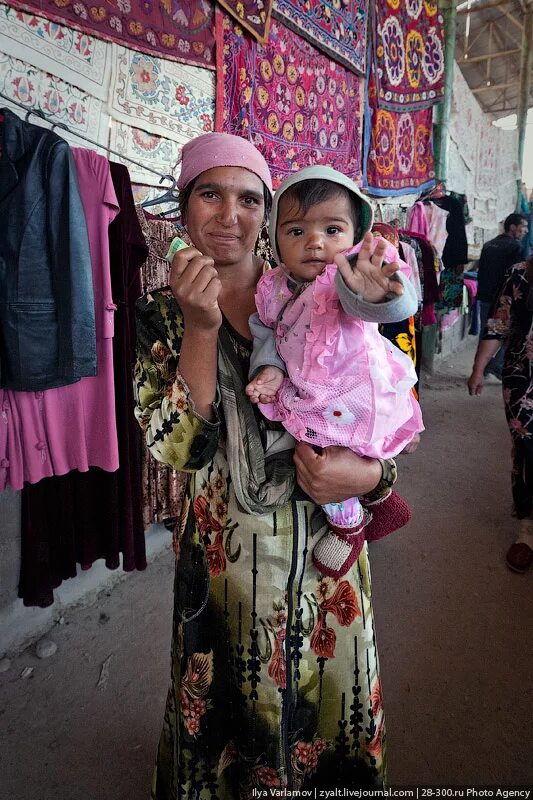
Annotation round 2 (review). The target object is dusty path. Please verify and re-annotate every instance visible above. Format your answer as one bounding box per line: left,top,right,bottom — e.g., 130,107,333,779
1,340,531,797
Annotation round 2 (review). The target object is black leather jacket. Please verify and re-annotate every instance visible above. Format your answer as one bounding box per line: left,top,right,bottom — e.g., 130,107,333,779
0,108,96,391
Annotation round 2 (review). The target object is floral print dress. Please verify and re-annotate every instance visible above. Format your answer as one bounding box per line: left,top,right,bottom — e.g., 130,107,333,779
485,262,533,518
134,288,386,799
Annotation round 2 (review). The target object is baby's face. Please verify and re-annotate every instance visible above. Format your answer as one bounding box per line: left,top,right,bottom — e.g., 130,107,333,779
276,194,356,281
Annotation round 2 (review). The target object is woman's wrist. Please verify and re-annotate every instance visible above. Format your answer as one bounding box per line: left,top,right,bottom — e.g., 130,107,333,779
361,458,397,503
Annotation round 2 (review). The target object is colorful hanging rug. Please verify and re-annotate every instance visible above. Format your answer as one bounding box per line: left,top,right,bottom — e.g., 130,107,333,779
216,10,364,188
0,3,111,100
108,44,215,140
372,0,444,111
0,52,110,148
6,0,214,69
272,0,369,76
109,121,182,186
363,70,435,197
217,0,273,42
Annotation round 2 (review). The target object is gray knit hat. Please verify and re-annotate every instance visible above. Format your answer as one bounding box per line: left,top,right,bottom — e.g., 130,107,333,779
269,165,374,265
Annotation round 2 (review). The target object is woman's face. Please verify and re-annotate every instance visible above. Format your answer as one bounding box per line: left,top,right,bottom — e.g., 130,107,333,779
184,166,266,267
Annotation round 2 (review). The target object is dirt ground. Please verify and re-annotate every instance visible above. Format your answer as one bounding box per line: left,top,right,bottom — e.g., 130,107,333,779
1,339,532,799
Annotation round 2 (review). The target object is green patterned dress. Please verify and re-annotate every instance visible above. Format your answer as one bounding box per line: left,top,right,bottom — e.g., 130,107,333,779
134,288,386,799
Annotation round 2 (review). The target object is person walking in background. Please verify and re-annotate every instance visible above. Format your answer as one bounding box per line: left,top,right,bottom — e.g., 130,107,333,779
476,213,528,379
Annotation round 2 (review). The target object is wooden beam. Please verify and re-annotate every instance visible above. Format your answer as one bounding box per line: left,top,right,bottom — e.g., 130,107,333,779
501,8,524,29
517,10,533,170
458,46,521,62
458,0,518,13
472,79,520,91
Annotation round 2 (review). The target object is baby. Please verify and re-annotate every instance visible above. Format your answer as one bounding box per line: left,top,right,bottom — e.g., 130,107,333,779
246,166,424,578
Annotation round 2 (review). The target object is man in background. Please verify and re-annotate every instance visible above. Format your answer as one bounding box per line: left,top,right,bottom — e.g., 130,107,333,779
476,213,528,379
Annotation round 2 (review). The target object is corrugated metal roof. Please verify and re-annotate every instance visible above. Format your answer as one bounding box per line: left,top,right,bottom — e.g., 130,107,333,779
455,0,529,119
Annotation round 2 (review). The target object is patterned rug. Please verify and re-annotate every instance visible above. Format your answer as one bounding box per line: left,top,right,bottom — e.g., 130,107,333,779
216,10,364,188
372,0,444,111
217,0,273,42
363,68,435,196
0,3,111,100
0,52,110,149
109,121,182,186
7,0,214,68
272,0,368,76
108,44,215,140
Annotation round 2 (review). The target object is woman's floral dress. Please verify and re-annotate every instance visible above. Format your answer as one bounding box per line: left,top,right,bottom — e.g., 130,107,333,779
485,262,533,518
134,288,386,799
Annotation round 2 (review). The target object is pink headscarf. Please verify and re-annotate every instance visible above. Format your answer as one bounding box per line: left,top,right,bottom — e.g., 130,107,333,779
177,133,273,194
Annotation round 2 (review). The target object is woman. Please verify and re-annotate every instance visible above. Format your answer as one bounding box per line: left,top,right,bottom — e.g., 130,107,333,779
134,133,397,798
468,255,533,574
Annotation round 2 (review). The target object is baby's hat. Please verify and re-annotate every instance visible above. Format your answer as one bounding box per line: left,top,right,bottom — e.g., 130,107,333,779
269,165,374,265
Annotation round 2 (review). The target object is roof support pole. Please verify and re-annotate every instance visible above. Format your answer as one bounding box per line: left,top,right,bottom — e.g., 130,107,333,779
517,10,533,176
434,0,458,181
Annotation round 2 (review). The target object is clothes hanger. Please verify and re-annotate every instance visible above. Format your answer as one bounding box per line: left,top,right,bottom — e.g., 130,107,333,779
420,180,447,201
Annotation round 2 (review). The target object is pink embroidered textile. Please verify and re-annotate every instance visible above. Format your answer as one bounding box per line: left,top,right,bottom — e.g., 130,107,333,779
216,10,364,189
8,0,214,68
272,0,369,76
407,201,430,239
372,0,445,111
0,149,119,491
217,0,273,42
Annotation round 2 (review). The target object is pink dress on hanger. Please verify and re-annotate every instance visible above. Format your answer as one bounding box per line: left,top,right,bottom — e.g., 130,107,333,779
255,241,424,459
0,149,119,490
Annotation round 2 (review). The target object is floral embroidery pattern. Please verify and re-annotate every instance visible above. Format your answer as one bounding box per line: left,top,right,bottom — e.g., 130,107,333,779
309,578,361,659
216,11,364,188
272,0,369,76
109,44,215,140
109,122,181,187
179,651,213,737
194,467,240,578
7,0,215,67
373,0,444,111
218,0,273,43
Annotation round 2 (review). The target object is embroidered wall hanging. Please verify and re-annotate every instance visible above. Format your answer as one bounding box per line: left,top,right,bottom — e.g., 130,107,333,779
216,11,364,188
108,44,215,140
217,0,273,42
109,122,182,186
372,0,444,111
7,0,214,69
272,0,369,76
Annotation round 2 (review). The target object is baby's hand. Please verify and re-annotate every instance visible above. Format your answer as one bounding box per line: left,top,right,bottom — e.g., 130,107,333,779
245,366,285,404
335,232,404,304
400,432,421,454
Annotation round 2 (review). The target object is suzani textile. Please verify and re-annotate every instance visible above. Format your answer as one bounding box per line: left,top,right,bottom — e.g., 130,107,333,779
109,122,181,186
108,45,215,140
372,0,444,111
363,73,435,197
0,52,110,148
0,3,111,100
216,12,364,188
7,0,214,68
272,0,369,76
217,0,273,42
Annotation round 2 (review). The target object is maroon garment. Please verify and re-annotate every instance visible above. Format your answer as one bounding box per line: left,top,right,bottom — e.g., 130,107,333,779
19,160,148,607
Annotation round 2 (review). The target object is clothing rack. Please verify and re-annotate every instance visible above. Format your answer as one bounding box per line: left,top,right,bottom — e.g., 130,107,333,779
0,90,176,190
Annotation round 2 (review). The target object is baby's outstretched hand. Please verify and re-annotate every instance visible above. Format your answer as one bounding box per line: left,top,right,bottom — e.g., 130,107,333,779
335,232,404,304
245,366,285,404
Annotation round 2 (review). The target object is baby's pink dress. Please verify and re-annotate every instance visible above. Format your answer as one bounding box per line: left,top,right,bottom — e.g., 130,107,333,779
255,244,424,460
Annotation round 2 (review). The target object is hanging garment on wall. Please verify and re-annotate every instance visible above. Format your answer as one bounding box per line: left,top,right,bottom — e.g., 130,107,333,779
0,108,96,392
399,239,423,303
108,45,215,142
218,0,273,42
430,195,469,270
363,68,435,197
6,0,215,68
0,148,119,491
216,10,364,189
136,208,187,527
0,2,112,101
272,0,369,76
424,201,449,260
372,0,445,112
406,201,430,239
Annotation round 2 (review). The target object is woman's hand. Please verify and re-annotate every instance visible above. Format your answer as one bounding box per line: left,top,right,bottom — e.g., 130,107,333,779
467,370,485,396
169,246,222,332
293,442,382,504
335,232,404,304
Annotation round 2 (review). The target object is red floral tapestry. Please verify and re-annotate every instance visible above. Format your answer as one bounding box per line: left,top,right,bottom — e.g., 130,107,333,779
217,0,273,42
215,11,364,189
7,0,214,68
272,0,369,76
363,70,435,197
372,0,444,111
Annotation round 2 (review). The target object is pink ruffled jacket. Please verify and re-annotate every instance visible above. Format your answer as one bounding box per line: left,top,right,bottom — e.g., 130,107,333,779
255,244,424,459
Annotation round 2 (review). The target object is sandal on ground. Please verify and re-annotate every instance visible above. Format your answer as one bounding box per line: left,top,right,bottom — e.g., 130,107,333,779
312,512,370,579
362,490,411,542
